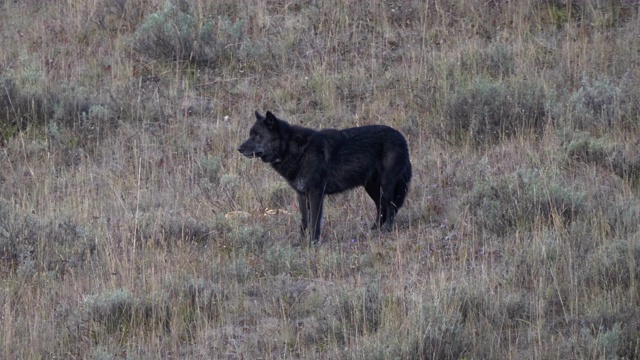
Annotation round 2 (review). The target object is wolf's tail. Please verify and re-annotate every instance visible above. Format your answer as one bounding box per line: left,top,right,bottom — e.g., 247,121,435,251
393,164,412,210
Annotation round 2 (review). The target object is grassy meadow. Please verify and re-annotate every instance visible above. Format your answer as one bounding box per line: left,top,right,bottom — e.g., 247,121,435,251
1,0,640,358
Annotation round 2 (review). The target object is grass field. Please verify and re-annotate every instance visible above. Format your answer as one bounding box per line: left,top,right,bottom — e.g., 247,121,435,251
1,0,640,358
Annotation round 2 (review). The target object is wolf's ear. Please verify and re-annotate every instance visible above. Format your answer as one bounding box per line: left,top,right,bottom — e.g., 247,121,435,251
264,111,277,129
255,111,264,121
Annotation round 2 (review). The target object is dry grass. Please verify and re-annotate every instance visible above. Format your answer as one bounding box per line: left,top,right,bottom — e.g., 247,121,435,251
1,0,640,358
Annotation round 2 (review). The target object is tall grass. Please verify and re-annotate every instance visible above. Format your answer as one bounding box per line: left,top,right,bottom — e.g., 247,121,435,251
1,0,639,358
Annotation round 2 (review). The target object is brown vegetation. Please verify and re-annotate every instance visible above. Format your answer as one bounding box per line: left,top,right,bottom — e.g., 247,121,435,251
1,0,639,358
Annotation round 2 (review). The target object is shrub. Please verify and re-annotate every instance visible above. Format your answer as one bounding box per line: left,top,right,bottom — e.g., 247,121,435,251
95,0,154,33
409,301,468,360
0,200,96,276
443,79,547,147
483,44,515,79
566,75,640,132
567,135,613,166
606,200,640,237
180,277,226,322
135,214,230,246
457,44,515,80
578,323,623,359
0,75,114,145
568,75,621,130
107,78,172,125
335,283,382,336
81,288,169,339
84,288,137,334
196,154,221,184
227,224,267,251
464,169,584,235
566,133,640,184
580,238,640,291
357,295,468,360
262,244,305,276
0,199,40,272
132,1,245,67
0,76,55,136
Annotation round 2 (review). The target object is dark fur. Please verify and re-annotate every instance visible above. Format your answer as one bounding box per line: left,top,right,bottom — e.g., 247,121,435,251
238,111,412,241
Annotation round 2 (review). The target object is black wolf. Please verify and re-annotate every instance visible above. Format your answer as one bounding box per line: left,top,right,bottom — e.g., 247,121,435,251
238,111,412,241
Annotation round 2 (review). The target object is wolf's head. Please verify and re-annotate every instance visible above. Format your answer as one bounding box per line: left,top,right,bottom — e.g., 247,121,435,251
238,111,285,163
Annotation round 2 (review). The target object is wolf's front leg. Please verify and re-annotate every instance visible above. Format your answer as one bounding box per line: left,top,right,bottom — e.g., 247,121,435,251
297,192,309,237
307,191,324,242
